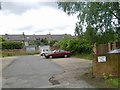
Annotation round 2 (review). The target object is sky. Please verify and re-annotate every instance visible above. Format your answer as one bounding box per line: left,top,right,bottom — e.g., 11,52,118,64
0,1,78,35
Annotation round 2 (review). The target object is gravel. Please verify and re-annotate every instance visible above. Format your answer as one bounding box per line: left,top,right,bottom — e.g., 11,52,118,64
51,58,95,88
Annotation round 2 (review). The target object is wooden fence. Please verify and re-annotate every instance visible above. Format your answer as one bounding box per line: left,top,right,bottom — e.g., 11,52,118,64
92,41,120,77
93,42,120,55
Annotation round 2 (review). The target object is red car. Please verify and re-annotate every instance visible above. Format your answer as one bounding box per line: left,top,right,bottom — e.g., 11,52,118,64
44,50,71,58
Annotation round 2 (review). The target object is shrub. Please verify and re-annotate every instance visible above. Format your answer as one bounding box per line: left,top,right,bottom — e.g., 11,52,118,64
49,40,58,47
2,41,23,50
59,37,92,54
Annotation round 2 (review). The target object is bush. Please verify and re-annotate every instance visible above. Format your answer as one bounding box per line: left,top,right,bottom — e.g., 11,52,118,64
59,37,92,54
0,37,6,42
49,40,58,47
2,41,23,50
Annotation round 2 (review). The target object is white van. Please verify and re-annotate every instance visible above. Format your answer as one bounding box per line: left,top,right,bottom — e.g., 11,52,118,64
40,49,53,56
39,45,51,56
40,49,49,56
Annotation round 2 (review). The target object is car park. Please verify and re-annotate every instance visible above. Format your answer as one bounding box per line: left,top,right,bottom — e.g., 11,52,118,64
44,50,71,58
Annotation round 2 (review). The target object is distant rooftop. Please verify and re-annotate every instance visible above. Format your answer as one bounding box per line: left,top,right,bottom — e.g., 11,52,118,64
1,34,73,41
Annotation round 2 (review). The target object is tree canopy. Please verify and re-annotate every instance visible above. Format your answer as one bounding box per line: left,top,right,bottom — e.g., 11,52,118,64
58,2,120,36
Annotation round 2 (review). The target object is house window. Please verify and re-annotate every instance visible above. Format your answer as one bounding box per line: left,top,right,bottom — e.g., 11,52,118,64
27,37,29,39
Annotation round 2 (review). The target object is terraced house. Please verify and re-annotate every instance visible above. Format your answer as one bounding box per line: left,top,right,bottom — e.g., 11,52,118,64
1,33,72,41
0,33,73,52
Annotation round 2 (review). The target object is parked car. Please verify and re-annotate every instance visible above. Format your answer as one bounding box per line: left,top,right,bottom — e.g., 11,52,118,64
44,50,71,58
40,49,52,56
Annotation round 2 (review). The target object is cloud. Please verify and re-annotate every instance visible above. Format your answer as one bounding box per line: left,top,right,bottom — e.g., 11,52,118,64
34,25,69,33
2,0,57,2
1,2,58,14
0,3,77,35
17,26,33,31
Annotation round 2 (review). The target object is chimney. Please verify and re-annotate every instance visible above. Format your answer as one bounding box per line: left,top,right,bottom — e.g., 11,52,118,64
22,32,25,42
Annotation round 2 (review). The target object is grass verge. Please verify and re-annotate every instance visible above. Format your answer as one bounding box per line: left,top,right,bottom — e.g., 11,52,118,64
79,71,119,88
0,52,39,57
105,78,120,87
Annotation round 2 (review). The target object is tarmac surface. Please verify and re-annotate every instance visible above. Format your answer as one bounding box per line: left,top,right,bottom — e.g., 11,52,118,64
2,56,63,88
2,55,95,88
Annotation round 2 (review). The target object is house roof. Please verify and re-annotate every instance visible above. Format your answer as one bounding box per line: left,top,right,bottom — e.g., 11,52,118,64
1,34,72,41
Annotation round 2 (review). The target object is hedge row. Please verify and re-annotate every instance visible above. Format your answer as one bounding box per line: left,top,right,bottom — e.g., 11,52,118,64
1,41,23,50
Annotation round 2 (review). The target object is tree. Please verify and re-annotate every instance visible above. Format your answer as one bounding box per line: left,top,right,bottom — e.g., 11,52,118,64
49,40,57,47
0,37,6,42
98,29,118,44
58,2,120,36
41,38,48,45
33,39,42,46
84,25,97,44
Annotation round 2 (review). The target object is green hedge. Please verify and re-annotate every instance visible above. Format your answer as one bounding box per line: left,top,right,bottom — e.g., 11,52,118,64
58,37,92,54
2,41,23,50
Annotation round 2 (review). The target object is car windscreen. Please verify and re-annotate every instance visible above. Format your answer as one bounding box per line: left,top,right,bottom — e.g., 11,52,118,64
60,50,65,52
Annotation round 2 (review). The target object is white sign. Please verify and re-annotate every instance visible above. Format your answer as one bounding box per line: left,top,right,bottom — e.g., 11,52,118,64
98,56,106,62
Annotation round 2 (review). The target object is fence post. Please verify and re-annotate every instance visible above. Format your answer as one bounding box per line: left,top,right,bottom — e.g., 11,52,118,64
108,42,112,51
112,42,116,50
93,43,97,55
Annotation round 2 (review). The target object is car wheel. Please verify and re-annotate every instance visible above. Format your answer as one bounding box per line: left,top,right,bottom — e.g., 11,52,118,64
43,53,45,56
64,55,67,58
45,56,48,59
49,56,53,59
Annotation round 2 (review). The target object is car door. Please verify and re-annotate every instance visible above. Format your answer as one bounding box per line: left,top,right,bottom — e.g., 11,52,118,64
53,50,61,57
56,50,64,57
60,50,66,57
